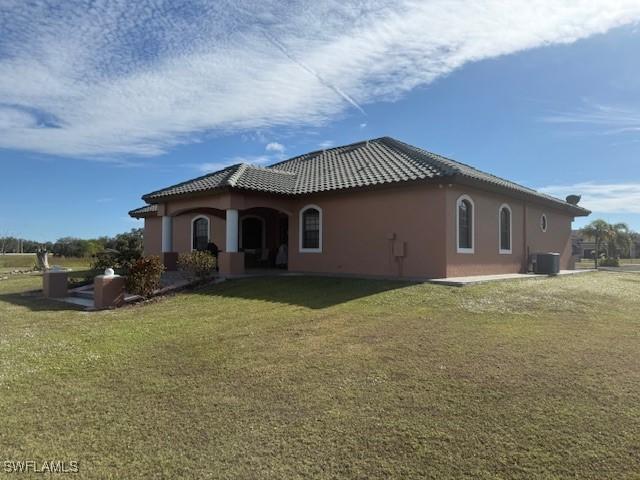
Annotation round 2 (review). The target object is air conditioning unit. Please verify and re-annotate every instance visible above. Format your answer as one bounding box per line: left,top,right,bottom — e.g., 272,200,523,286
531,253,560,275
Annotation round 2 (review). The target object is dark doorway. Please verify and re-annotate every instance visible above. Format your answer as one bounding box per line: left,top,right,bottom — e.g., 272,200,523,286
242,217,264,250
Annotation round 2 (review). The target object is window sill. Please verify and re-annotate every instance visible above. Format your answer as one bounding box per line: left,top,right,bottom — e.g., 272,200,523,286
499,249,512,255
457,248,474,254
300,248,322,253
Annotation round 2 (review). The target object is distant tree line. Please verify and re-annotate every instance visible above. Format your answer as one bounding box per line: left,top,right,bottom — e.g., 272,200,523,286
0,229,143,258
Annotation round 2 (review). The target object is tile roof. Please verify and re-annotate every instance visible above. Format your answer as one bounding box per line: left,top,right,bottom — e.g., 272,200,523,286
129,204,158,218
137,137,590,216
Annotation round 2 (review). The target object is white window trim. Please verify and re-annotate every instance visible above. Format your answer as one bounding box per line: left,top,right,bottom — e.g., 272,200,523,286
498,204,512,255
190,215,210,251
299,204,322,253
239,215,266,249
541,214,548,232
456,195,475,254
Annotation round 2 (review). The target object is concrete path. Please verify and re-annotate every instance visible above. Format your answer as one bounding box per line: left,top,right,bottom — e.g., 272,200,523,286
428,269,595,287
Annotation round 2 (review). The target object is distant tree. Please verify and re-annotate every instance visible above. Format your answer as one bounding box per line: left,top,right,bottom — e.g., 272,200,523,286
608,223,632,259
581,220,611,268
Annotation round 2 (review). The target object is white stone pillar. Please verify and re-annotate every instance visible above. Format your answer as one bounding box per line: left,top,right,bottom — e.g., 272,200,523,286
162,216,173,252
225,208,239,252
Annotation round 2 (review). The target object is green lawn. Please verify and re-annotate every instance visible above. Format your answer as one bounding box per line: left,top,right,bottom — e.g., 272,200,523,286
0,254,90,274
1,271,639,479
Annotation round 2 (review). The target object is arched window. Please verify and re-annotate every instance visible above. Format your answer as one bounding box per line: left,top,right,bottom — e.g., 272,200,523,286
499,204,512,254
191,216,209,251
540,214,548,232
299,205,322,253
456,195,474,253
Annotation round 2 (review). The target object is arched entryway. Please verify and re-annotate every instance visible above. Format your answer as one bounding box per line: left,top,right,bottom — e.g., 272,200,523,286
239,208,288,269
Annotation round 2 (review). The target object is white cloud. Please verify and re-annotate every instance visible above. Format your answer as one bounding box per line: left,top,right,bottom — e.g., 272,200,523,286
318,140,334,149
359,123,367,129
1,1,640,158
265,142,285,153
539,182,640,214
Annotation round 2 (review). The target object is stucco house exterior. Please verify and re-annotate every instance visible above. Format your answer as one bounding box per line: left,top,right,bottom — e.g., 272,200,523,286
129,137,590,279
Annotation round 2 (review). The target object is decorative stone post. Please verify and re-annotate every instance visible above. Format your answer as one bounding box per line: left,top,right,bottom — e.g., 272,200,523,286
43,269,68,298
94,268,126,309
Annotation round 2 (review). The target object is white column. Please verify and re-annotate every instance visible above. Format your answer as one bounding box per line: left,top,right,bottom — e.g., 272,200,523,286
225,208,239,252
161,216,173,252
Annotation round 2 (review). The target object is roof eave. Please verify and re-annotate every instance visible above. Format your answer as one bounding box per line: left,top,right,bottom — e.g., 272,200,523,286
452,175,591,217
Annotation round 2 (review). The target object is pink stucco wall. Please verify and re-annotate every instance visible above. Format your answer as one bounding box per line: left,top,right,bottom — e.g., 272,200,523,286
142,181,578,278
444,185,575,277
286,185,448,278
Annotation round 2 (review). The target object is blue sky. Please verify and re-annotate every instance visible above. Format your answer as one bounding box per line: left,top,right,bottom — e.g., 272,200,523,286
1,1,640,242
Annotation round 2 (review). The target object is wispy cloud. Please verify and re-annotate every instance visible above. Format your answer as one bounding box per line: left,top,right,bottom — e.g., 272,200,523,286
1,1,640,158
318,140,334,149
542,103,640,135
265,142,285,153
539,182,640,214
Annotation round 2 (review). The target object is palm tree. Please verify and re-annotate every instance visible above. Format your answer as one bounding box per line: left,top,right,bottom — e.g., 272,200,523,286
581,220,611,268
609,223,632,259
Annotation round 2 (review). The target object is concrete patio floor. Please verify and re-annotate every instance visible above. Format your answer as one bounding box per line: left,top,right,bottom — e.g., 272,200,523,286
427,269,596,287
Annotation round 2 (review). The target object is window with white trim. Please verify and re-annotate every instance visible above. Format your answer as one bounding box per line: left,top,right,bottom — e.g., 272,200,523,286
192,216,209,251
299,205,322,252
456,195,474,253
499,204,512,254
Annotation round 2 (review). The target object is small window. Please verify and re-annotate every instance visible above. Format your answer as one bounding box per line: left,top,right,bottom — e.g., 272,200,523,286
540,214,548,232
192,216,209,251
299,205,322,252
456,195,474,253
499,205,512,254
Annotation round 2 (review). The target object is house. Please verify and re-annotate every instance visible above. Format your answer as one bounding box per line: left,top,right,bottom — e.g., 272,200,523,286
573,229,640,260
129,137,590,278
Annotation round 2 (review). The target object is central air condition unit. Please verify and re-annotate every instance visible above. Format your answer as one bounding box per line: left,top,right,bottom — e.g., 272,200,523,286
531,253,560,275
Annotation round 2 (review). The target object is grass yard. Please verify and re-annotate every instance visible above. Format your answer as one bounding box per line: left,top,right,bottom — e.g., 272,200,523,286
1,271,639,479
0,254,90,274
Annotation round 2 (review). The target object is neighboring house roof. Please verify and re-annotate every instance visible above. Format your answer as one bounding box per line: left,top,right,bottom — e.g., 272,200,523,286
135,137,590,216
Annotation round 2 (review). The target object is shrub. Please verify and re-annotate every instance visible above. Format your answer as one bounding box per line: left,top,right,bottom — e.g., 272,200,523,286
599,257,620,267
178,251,217,280
125,256,165,298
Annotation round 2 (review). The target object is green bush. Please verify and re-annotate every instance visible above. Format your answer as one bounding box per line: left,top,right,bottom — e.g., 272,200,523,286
125,256,165,298
599,257,620,267
178,251,216,280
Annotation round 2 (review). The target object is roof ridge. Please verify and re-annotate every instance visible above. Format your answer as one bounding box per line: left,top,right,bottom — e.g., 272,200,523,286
227,163,248,187
268,137,387,169
142,163,241,201
246,164,297,175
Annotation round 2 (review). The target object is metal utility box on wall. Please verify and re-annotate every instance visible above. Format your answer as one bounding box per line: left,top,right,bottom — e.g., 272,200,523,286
532,253,560,275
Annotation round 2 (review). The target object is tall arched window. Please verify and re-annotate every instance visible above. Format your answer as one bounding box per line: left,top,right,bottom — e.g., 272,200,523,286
299,205,322,253
456,195,474,253
499,204,512,254
192,216,209,251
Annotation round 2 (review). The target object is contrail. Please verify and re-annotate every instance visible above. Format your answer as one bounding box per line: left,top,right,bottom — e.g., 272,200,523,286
262,30,366,116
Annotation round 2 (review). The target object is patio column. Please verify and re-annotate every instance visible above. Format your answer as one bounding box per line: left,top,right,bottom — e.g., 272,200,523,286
225,208,239,252
162,216,173,252
161,215,177,271
219,208,244,276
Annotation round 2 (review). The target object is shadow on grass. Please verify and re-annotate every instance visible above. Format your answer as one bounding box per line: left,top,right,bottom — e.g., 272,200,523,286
193,275,414,309
0,291,86,312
